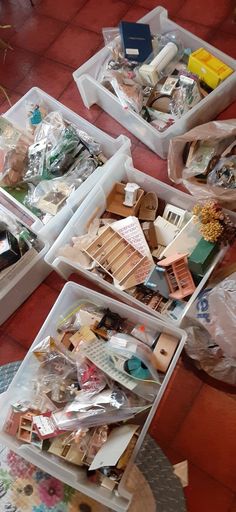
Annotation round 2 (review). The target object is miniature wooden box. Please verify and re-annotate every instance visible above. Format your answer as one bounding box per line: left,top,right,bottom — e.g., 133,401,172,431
106,182,144,217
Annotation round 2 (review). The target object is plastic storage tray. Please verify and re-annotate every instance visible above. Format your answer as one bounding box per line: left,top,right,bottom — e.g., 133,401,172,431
0,203,50,325
45,153,236,325
73,6,236,158
0,282,186,511
2,87,131,242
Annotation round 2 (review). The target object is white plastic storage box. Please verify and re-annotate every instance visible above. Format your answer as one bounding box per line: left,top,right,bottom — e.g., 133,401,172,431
45,153,236,325
2,87,131,242
73,6,236,158
0,203,50,325
0,282,186,511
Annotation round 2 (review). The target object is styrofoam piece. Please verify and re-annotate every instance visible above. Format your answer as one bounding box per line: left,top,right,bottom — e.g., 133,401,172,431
0,282,186,511
0,203,50,325
2,87,131,242
45,153,236,325
73,6,236,158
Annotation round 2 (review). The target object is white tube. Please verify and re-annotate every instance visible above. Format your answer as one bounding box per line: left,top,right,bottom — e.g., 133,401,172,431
139,42,178,86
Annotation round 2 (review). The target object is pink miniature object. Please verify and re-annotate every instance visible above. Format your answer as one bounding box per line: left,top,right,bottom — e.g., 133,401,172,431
158,253,196,300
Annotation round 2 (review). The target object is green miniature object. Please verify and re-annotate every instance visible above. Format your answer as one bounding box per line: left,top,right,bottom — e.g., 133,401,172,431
188,237,219,275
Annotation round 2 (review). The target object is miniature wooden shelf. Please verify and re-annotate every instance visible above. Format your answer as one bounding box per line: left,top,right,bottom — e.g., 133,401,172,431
84,226,153,290
106,182,144,217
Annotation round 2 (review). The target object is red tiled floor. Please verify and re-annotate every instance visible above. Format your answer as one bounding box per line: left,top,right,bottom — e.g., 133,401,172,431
35,0,87,22
150,359,203,449
1,284,58,350
209,31,236,59
132,145,171,183
44,271,66,293
73,0,129,33
229,498,236,512
0,47,38,90
217,101,236,121
1,2,236,510
172,17,214,39
59,81,102,122
184,464,234,512
122,5,149,22
46,25,101,68
171,385,236,491
95,111,139,146
11,14,66,54
137,0,185,16
0,332,27,364
15,57,72,98
177,0,234,27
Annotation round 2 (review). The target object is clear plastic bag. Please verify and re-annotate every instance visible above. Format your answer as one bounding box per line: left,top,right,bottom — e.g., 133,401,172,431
207,156,236,189
108,70,143,113
0,117,32,187
33,336,77,380
168,119,236,208
105,334,160,383
25,100,48,133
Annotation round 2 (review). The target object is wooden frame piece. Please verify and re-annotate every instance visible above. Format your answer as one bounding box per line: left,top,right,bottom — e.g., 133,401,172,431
84,226,153,290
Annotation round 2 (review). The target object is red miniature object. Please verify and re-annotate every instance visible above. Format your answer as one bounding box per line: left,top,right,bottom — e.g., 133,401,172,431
158,253,196,300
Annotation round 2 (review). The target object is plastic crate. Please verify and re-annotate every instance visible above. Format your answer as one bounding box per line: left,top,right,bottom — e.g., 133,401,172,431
2,87,131,242
0,281,186,511
0,203,50,325
73,6,236,159
45,153,236,326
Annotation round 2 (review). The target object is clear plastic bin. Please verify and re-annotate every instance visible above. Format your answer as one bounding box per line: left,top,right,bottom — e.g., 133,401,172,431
0,281,186,511
0,203,50,325
45,153,236,325
73,6,236,158
2,87,131,242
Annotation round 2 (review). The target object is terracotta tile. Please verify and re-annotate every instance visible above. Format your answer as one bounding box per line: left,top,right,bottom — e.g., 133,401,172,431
229,497,236,512
171,385,236,491
132,145,171,183
137,0,185,16
221,15,236,37
123,5,149,22
217,101,236,121
150,359,203,449
11,14,65,54
15,57,72,98
185,464,234,512
46,25,101,68
59,81,102,122
177,0,234,27
1,284,59,350
172,17,213,39
0,91,21,114
95,111,139,145
44,271,66,293
0,0,40,37
73,0,129,33
209,31,236,59
35,0,87,22
0,47,38,90
0,332,27,365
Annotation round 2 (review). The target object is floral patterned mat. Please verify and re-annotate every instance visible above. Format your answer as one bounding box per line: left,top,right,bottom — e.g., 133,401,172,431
0,443,106,512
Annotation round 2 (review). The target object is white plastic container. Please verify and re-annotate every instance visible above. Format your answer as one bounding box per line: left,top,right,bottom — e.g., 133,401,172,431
73,6,236,158
2,87,131,242
0,282,186,511
45,153,236,325
0,203,50,325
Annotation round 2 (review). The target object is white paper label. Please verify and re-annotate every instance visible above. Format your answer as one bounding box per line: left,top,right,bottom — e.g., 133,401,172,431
126,48,139,55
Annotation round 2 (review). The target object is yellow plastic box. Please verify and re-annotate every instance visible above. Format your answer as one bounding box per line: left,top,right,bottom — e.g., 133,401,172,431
188,47,233,89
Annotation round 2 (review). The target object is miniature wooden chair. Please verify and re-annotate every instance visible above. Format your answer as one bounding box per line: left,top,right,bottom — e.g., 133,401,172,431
158,253,196,300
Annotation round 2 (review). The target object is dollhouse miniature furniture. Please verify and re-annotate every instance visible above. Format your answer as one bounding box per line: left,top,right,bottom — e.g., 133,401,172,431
158,253,196,300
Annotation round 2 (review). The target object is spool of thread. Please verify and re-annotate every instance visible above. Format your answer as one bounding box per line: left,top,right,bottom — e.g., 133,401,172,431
139,42,178,86
124,356,151,380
